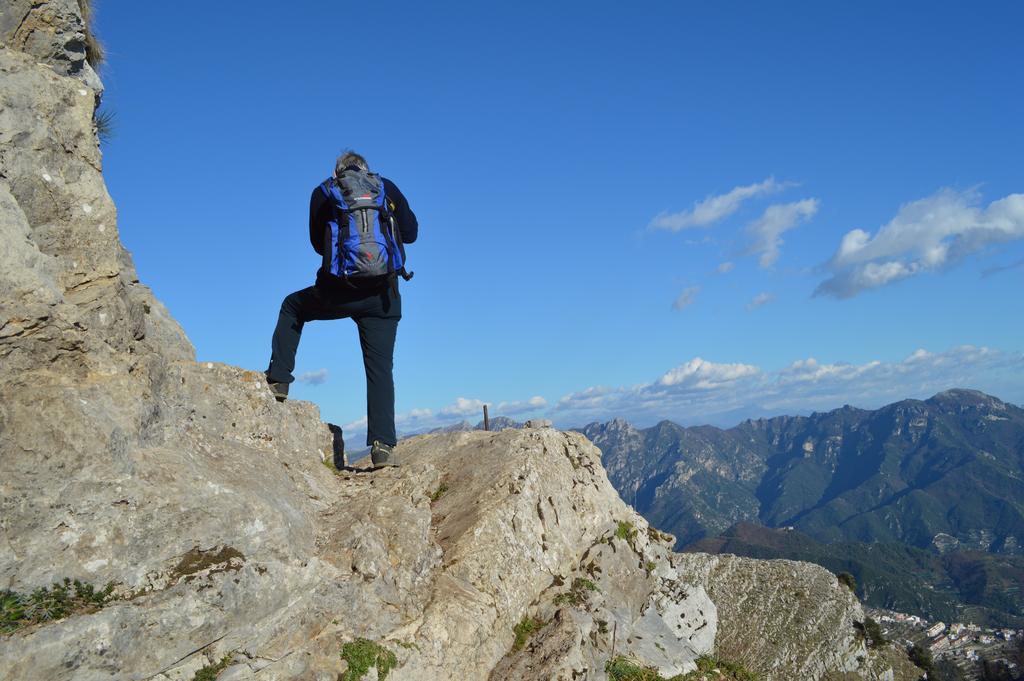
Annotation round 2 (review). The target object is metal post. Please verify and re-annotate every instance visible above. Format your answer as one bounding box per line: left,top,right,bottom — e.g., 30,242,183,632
483,405,490,431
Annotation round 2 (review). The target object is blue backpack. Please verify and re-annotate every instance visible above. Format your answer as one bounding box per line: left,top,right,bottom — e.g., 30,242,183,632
320,167,409,284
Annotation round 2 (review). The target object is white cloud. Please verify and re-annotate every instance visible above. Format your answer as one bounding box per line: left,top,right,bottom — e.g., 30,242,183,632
497,396,548,414
672,286,700,311
553,346,1024,426
341,347,1023,442
649,177,792,231
717,261,735,274
380,394,548,434
342,415,367,431
747,199,819,267
746,292,774,310
817,188,1024,298
437,397,487,419
657,358,760,388
297,368,329,385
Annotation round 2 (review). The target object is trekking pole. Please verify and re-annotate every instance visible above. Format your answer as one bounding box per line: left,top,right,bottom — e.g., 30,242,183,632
483,405,490,431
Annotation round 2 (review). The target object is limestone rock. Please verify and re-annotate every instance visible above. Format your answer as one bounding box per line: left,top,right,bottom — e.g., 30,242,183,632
0,4,918,680
674,553,919,681
0,0,103,90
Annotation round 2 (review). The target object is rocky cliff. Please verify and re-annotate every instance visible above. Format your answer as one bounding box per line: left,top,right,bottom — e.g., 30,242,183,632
0,4,919,680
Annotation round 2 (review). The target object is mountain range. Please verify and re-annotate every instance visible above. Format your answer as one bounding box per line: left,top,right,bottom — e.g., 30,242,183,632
579,389,1024,625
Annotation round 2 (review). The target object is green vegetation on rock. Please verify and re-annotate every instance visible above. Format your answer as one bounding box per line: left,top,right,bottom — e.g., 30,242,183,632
512,616,545,651
77,0,105,67
192,654,233,681
616,520,637,541
340,638,397,681
863,617,886,648
605,655,758,681
837,572,857,592
908,643,935,678
553,577,599,607
1,579,115,634
430,483,449,502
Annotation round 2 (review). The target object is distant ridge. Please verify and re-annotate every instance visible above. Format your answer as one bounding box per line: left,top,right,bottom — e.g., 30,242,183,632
579,389,1024,625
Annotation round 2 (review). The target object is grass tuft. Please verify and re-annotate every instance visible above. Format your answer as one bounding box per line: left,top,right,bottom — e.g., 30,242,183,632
605,655,759,681
78,0,105,68
512,616,545,651
193,653,233,681
616,520,637,542
605,656,671,681
553,577,599,607
94,108,115,143
340,638,397,681
430,483,449,503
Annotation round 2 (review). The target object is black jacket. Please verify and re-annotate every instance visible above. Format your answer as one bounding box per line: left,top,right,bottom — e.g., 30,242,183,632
308,175,418,255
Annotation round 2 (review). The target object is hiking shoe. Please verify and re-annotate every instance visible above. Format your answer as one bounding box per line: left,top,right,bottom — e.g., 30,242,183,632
267,379,289,402
370,440,400,467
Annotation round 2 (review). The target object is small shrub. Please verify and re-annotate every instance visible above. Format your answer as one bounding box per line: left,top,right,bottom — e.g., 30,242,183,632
1,591,26,634
512,616,545,651
605,656,665,681
340,638,397,681
837,572,857,592
553,577,599,607
908,643,935,676
616,521,637,541
863,617,886,648
94,108,115,143
2,579,116,634
646,526,674,544
193,654,233,681
430,483,449,503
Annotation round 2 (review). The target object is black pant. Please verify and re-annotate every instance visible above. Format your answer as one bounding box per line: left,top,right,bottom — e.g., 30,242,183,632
267,284,401,446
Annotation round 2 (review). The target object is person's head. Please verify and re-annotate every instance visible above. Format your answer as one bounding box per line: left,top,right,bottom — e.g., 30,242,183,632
335,150,369,176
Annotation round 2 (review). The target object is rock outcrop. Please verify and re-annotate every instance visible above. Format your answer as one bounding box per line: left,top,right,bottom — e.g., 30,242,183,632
1,4,919,680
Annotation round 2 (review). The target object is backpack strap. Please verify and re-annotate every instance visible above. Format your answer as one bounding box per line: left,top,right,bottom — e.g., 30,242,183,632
380,182,414,282
323,178,354,283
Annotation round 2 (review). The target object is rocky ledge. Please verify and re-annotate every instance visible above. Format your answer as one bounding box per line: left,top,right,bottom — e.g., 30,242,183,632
1,3,919,679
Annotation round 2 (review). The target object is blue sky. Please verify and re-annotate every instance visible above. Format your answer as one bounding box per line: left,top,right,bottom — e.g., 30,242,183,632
96,1,1023,438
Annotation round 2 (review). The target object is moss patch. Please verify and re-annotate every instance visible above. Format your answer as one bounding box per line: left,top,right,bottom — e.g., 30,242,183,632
340,638,397,681
172,546,245,583
2,578,115,634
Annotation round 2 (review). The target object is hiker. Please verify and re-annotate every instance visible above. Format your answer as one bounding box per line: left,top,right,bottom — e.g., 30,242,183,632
265,150,417,466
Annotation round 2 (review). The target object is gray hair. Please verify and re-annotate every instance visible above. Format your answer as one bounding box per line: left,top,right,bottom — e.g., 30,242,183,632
335,150,369,176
